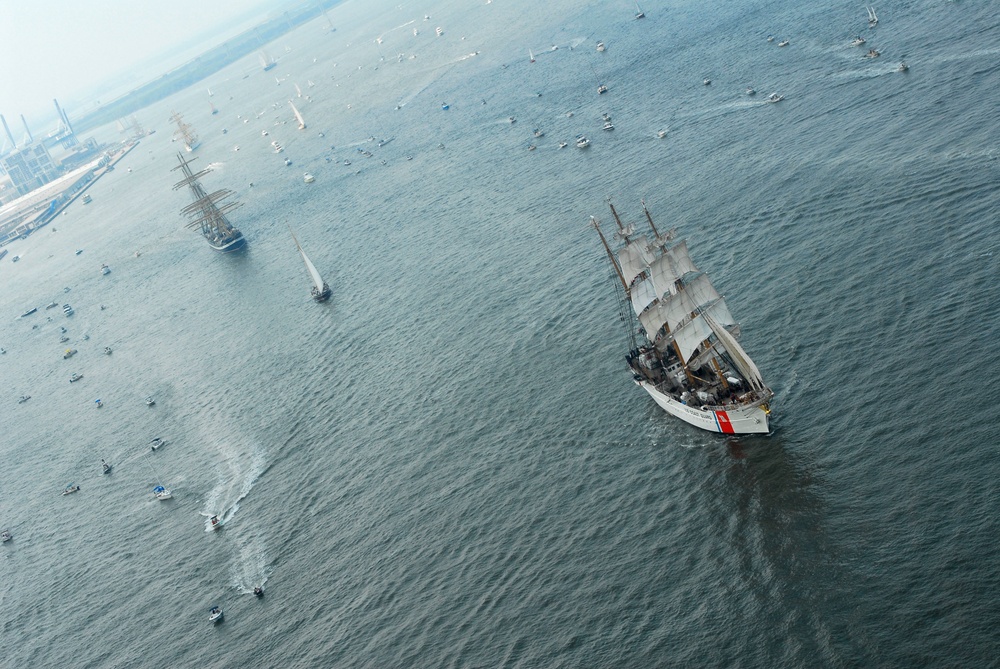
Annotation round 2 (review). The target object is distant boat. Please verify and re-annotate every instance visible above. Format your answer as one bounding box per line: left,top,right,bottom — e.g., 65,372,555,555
145,396,156,406
63,348,77,359
529,48,535,63
101,264,111,275
852,36,867,46
102,459,113,475
867,6,878,25
17,395,30,404
210,103,218,116
864,48,881,58
289,100,306,129
575,134,591,148
1,529,11,543
289,228,331,302
62,484,80,496
150,437,166,451
778,39,789,47
63,304,74,316
209,606,224,623
20,307,37,318
898,61,909,72
767,92,785,103
303,173,315,183
436,26,443,37
260,51,277,71
69,373,83,383
82,194,92,204
210,515,223,530
596,41,605,52
746,86,757,95
634,1,645,19
169,111,200,152
153,485,172,500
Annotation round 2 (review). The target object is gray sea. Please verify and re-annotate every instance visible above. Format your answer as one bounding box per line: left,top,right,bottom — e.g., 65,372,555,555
2,0,1000,666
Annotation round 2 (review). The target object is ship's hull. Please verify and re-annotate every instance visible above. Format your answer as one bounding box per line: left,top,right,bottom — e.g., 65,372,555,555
636,379,771,434
207,231,246,253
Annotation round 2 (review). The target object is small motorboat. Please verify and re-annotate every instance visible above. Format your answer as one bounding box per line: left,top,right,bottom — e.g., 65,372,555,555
209,606,224,624
101,264,111,275
657,129,669,138
1,529,11,543
303,173,315,183
597,84,608,95
508,116,516,124
778,39,789,47
596,41,605,52
558,141,568,149
575,134,590,148
210,515,223,530
746,87,757,96
533,129,544,138
75,249,83,256
253,586,264,598
104,347,112,355
703,78,711,86
261,130,268,137
145,396,156,406
82,194,92,204
63,304,74,316
852,36,867,46
63,348,77,359
62,484,81,495
69,373,83,383
20,307,37,318
284,158,292,166
898,61,908,72
94,399,103,408
60,336,69,343
46,301,59,309
864,48,881,58
102,459,113,475
17,395,30,404
602,120,614,131
767,92,785,103
767,35,775,42
153,485,172,500
150,437,166,451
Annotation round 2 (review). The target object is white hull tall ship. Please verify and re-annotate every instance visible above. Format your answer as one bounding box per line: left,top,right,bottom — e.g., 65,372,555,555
172,154,246,252
592,202,773,434
170,111,200,152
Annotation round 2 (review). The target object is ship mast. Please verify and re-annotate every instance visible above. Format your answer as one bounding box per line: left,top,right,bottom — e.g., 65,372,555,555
171,154,242,239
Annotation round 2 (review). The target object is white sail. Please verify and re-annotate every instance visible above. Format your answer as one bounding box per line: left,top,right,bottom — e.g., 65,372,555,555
629,276,658,316
289,101,306,129
706,314,766,391
290,230,325,293
618,236,654,286
648,239,699,296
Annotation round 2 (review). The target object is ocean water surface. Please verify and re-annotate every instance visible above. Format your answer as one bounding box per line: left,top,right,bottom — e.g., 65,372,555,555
1,0,999,666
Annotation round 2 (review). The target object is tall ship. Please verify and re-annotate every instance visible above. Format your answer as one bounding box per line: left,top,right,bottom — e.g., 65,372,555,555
171,154,246,252
592,202,773,434
169,111,200,152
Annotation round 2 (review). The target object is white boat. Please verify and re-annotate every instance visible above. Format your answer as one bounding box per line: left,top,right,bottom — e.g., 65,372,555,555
596,41,605,52
575,134,590,148
597,84,608,95
767,92,784,103
62,484,81,495
767,35,774,42
101,264,111,275
864,48,881,58
146,396,156,406
746,87,757,96
170,112,199,152
634,1,645,19
529,49,535,63
657,129,668,138
69,373,83,383
63,304,74,316
1,529,11,543
867,6,878,25
602,120,615,131
777,39,789,47
289,228,331,302
703,78,711,86
260,51,277,71
303,173,315,183
95,398,103,408
272,141,283,153
150,437,166,451
104,346,112,355
289,100,306,130
210,515,223,530
435,26,443,37
558,141,568,149
898,61,908,72
591,201,773,434
82,194,92,204
209,606,224,623
852,36,867,46
153,485,172,500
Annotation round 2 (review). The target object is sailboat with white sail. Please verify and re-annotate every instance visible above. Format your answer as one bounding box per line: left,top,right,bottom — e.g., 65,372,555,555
259,51,277,71
289,100,306,130
289,228,331,302
867,6,878,25
592,201,773,434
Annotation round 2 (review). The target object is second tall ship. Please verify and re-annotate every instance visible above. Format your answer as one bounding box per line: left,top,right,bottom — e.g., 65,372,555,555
172,154,246,252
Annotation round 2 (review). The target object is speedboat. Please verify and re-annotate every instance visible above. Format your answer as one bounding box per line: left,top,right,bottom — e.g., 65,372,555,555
150,437,166,451
69,373,83,383
153,485,172,500
703,78,711,86
94,399,103,408
209,606,224,624
146,396,156,406
75,249,83,256
102,460,113,475
778,39,789,47
17,395,30,404
210,515,223,530
261,130,268,137
746,87,757,96
253,586,264,597
46,301,59,309
303,173,315,183
852,36,866,46
101,264,111,275
596,41,605,52
657,129,668,138
558,141,568,149
11,255,20,262
767,92,785,103
1,529,11,543
63,348,77,359
602,120,614,131
284,158,292,166
62,484,81,495
575,134,590,148
767,35,775,42
20,307,37,318
597,84,608,95
898,61,908,71
864,48,881,58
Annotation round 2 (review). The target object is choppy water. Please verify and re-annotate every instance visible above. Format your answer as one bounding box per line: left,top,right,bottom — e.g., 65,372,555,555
2,0,1000,666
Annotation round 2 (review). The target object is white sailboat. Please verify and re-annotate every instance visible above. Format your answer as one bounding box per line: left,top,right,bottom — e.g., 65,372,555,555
634,1,645,19
259,51,277,71
867,6,878,25
289,100,306,130
289,228,331,302
592,201,773,434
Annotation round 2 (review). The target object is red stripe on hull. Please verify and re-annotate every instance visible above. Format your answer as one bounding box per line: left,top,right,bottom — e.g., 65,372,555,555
715,411,735,434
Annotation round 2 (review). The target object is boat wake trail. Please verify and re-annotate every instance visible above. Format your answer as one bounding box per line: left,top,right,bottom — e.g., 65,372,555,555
229,534,272,594
201,441,266,531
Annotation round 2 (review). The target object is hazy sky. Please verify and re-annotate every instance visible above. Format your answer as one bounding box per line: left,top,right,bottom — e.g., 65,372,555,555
0,0,281,121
